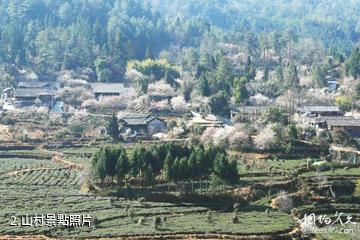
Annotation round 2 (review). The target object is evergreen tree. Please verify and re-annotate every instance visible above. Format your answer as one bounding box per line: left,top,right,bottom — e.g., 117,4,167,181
107,113,120,142
234,77,249,104
145,44,154,59
345,47,360,79
209,91,231,118
199,73,211,97
262,65,269,82
116,152,130,186
312,65,326,87
215,55,233,95
163,152,174,182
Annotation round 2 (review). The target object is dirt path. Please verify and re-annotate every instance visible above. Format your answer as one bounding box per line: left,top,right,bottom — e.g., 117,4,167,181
52,153,84,170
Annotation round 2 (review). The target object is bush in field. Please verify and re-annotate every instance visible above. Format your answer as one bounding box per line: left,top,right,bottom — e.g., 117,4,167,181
206,211,213,223
271,191,293,212
231,213,239,224
354,180,360,197
233,202,241,213
138,197,146,205
67,121,85,137
138,217,145,225
153,216,161,230
161,216,167,226
265,208,271,216
128,207,135,221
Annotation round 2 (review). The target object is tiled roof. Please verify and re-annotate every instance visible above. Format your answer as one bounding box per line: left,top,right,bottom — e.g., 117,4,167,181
326,118,360,127
14,89,54,98
91,83,126,93
18,81,51,88
119,113,159,125
297,106,340,113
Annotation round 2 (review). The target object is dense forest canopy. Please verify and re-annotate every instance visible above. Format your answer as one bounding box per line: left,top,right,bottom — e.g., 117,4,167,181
0,0,359,86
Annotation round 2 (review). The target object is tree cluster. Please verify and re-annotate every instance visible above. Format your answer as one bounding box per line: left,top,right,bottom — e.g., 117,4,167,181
91,142,239,188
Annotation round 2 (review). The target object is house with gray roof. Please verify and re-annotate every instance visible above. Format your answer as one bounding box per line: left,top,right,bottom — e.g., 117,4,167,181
9,81,56,108
118,113,166,138
91,83,129,99
296,105,341,117
309,116,360,137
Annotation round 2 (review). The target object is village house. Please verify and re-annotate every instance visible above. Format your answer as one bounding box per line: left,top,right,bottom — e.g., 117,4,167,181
118,113,166,138
3,81,57,108
91,83,129,99
296,105,341,117
309,116,360,138
188,111,224,129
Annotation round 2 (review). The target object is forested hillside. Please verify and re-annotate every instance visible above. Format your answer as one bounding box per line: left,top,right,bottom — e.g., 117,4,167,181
0,0,359,108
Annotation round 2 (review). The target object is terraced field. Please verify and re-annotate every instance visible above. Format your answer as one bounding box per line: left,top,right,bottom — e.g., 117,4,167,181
1,148,359,239
0,149,299,239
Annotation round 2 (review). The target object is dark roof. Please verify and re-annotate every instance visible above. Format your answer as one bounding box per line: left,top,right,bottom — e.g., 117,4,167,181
119,113,160,126
326,118,360,127
297,106,340,113
14,89,54,98
91,83,126,94
18,81,51,88
310,116,354,124
231,106,268,114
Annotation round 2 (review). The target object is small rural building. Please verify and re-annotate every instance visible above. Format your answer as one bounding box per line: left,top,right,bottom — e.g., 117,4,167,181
13,89,54,108
91,83,129,99
309,116,360,138
326,117,360,138
327,80,339,92
18,81,54,89
2,87,14,99
8,81,57,108
230,106,268,121
118,113,166,137
188,111,224,128
296,106,341,117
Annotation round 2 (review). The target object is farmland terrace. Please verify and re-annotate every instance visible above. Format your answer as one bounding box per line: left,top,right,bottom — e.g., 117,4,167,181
0,146,359,239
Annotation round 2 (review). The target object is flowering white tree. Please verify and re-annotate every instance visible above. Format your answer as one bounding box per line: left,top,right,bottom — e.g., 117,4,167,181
57,87,92,107
200,127,217,145
249,93,271,105
254,124,277,149
171,96,188,113
58,70,90,88
150,100,171,112
82,88,138,113
200,125,251,149
147,81,175,96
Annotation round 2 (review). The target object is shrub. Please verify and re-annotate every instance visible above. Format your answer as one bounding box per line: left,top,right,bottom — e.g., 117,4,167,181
271,191,293,212
233,202,241,213
265,208,271,216
138,197,146,204
153,216,161,230
138,217,145,225
67,121,85,137
161,216,167,226
231,214,239,224
206,211,213,223
1,116,15,125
